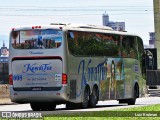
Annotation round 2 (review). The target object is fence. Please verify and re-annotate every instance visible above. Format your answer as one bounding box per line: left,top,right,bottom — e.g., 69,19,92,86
146,70,160,86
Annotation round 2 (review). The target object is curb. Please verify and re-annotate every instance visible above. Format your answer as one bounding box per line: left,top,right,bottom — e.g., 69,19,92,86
0,98,15,105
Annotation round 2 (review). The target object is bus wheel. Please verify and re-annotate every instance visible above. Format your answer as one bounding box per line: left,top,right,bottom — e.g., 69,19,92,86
30,103,41,111
30,103,56,111
127,85,138,105
44,103,56,111
66,103,77,110
81,87,90,109
89,87,99,108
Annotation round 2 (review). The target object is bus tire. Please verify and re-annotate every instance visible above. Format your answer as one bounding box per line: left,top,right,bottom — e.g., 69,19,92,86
30,103,56,111
66,103,73,110
89,87,99,108
127,98,136,105
81,87,90,109
66,103,79,110
127,85,138,105
45,103,56,111
30,103,41,111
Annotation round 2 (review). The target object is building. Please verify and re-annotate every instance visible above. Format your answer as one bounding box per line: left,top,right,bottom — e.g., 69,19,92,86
149,32,155,48
102,13,109,26
0,41,9,61
0,41,9,84
102,13,125,31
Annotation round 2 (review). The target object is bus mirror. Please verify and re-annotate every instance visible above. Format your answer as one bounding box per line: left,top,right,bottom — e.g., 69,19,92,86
145,50,153,58
145,50,154,69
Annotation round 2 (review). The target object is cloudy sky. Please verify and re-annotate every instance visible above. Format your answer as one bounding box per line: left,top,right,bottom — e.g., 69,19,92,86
0,0,154,47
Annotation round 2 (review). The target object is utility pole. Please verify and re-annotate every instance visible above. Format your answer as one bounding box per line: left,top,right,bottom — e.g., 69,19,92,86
153,0,160,69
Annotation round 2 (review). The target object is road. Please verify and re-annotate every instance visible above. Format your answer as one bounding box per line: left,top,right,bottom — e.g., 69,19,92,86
0,97,160,116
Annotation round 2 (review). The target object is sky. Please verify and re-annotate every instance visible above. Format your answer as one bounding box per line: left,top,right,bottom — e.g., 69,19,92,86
0,0,154,47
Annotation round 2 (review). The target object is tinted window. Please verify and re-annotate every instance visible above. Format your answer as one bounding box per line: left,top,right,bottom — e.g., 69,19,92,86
137,37,144,60
121,36,138,59
11,29,62,49
137,37,145,76
67,31,120,57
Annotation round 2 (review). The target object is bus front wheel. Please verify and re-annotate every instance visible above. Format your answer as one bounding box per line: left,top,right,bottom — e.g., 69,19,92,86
127,85,139,105
119,85,139,105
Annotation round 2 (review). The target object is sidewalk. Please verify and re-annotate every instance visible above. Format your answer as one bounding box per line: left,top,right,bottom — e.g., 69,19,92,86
0,98,13,105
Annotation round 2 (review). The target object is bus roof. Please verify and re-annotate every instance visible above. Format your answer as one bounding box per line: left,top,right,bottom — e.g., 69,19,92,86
11,23,139,37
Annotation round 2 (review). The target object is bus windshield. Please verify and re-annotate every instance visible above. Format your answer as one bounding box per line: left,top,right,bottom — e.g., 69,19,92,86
11,29,62,49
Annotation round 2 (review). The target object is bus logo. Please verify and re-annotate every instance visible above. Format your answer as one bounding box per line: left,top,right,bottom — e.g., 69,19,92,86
29,51,43,54
22,63,52,73
134,64,139,72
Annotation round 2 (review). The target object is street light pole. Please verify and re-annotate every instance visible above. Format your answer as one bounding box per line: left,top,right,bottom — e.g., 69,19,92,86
153,0,160,69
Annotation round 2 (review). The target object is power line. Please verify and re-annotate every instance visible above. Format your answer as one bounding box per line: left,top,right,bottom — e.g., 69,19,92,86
0,6,153,11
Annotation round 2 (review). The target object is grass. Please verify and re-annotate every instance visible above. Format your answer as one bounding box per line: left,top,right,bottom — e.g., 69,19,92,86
44,104,160,120
0,104,159,120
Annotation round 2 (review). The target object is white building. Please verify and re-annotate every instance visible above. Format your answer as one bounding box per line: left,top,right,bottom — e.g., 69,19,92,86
102,13,125,31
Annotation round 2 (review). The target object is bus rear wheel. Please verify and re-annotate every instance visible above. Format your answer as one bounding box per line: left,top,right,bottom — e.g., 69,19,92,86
66,102,79,110
89,87,99,108
81,87,90,109
30,102,56,111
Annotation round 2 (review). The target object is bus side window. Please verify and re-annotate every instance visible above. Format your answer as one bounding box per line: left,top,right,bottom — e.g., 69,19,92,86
121,37,129,57
114,36,121,57
129,37,138,59
137,37,146,77
121,36,138,59
67,31,77,55
112,35,121,57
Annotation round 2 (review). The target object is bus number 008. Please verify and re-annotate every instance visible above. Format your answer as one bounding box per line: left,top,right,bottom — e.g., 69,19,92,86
13,75,22,81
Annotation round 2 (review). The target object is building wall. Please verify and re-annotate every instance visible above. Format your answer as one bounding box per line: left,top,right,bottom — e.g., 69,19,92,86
102,13,125,31
102,13,109,26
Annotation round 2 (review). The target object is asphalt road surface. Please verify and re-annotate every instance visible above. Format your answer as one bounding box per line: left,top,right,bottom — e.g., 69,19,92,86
0,97,160,116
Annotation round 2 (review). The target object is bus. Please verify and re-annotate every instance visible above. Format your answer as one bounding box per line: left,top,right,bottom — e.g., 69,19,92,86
9,23,146,111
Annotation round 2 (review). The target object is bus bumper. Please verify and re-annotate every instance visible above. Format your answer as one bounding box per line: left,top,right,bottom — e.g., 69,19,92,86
9,86,68,103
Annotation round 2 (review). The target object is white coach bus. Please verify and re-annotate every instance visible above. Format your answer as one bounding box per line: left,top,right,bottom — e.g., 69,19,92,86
9,23,146,111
